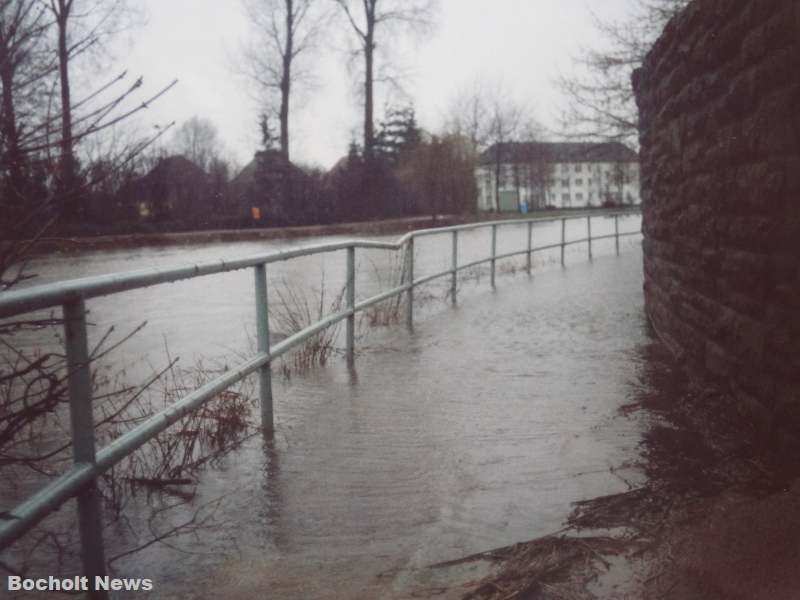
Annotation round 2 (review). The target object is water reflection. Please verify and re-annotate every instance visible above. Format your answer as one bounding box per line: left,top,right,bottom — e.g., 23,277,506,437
3,217,647,598
141,245,649,599
258,438,285,553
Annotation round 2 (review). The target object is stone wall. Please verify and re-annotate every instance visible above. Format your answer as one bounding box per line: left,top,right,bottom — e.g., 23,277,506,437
633,0,800,426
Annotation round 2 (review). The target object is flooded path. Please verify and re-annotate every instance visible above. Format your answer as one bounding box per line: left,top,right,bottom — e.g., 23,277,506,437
138,245,649,598
4,218,654,598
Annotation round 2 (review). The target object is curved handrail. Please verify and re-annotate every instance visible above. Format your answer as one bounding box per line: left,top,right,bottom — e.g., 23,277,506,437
0,239,394,318
0,209,639,319
0,208,642,591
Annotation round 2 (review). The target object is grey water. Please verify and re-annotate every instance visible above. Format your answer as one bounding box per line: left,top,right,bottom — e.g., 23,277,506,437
3,215,650,598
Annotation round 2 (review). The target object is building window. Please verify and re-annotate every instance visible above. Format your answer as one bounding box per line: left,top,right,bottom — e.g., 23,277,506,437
562,193,570,203
561,179,569,187
576,178,583,186
576,192,583,201
561,164,569,172
588,178,593,185
575,164,582,172
589,192,594,201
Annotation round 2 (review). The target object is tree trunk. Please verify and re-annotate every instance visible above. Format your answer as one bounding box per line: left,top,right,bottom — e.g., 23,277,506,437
363,5,375,161
0,64,24,205
56,0,77,219
279,0,293,162
494,149,501,214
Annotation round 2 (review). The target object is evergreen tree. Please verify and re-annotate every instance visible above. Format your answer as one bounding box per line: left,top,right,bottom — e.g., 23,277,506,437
375,105,422,166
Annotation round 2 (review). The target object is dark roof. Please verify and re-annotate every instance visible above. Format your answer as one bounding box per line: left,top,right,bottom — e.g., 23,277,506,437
116,155,205,202
327,155,350,176
479,142,638,165
231,150,304,188
231,157,258,187
146,155,206,179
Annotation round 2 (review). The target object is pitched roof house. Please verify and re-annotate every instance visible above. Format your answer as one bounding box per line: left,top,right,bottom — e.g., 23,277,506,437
229,150,308,224
119,155,209,222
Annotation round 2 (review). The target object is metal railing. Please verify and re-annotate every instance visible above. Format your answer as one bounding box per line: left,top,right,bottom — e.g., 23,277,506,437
0,209,640,597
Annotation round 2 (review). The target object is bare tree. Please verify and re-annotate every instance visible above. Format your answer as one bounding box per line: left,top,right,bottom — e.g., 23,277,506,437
444,83,490,159
44,0,140,219
332,0,434,161
407,132,477,218
0,25,236,577
242,0,319,162
557,0,688,145
171,116,223,172
50,0,76,215
1,0,176,438
1,0,177,478
0,1,53,206
514,120,552,211
1,0,175,272
486,97,523,213
445,86,546,213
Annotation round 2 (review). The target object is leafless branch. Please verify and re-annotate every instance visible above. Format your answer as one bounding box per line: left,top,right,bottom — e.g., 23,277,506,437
556,0,687,145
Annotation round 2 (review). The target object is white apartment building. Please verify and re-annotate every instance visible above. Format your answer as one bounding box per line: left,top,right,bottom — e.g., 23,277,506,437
476,142,640,212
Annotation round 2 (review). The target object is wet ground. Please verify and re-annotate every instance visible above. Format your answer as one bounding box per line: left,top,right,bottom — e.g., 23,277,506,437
128,243,651,599
3,220,657,598
445,327,800,600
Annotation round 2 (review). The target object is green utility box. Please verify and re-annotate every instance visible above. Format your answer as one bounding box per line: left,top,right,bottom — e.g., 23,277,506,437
498,190,519,212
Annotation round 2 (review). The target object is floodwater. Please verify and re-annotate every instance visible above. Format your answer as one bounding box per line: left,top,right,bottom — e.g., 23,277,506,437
2,215,652,598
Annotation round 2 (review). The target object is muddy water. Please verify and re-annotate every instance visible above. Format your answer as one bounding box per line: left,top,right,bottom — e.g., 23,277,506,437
11,215,639,369
3,216,649,598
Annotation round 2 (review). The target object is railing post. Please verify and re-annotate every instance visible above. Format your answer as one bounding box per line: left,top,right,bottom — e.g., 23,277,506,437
63,299,108,600
587,215,593,261
406,237,414,330
526,220,533,275
346,246,355,364
560,218,566,266
451,230,458,305
490,224,497,289
614,214,620,256
254,264,274,435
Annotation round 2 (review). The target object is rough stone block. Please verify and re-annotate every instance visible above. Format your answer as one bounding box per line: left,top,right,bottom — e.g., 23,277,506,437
637,0,800,422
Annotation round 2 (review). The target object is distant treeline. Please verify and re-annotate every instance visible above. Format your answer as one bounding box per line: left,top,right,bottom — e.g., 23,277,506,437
3,106,478,239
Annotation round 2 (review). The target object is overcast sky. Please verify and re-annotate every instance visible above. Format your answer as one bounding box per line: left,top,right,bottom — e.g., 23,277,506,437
111,1,638,171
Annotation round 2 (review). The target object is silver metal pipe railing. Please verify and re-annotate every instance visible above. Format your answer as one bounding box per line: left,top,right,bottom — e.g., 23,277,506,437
0,208,641,598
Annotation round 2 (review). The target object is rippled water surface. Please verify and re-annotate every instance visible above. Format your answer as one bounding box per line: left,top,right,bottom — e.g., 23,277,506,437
3,217,652,598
